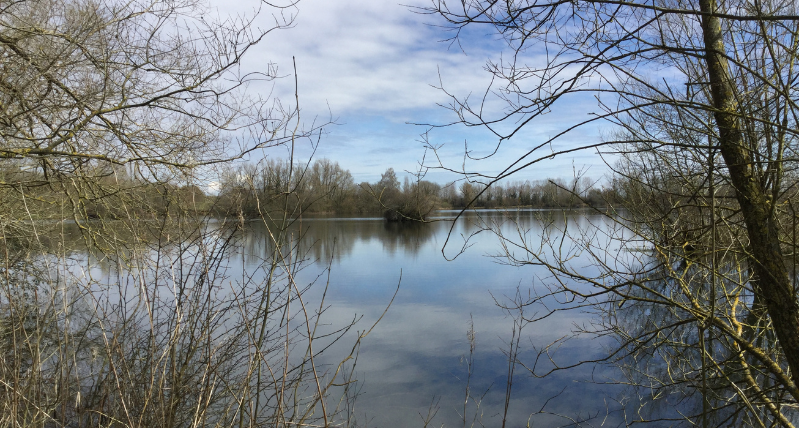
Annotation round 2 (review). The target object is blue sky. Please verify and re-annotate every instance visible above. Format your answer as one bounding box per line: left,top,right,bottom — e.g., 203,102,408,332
223,0,613,186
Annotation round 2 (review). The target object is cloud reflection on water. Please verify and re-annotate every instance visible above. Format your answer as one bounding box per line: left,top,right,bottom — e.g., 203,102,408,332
231,210,628,427
63,210,628,426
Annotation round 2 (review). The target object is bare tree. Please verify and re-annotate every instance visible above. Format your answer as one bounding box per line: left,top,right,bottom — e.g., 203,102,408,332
0,0,387,427
419,0,799,425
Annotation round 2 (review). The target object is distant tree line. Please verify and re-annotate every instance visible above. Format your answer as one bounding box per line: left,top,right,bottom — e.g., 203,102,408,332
213,158,621,220
445,176,622,209
1,157,620,223
213,160,441,220
0,162,209,221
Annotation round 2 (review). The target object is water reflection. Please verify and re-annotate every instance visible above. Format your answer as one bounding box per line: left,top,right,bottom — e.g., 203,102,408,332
54,210,628,427
236,216,440,265
230,210,627,427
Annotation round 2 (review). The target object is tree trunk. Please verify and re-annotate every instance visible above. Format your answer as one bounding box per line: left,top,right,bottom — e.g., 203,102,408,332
699,0,799,396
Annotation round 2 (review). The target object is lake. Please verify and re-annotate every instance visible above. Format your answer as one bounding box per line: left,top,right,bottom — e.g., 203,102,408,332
231,209,627,427
12,202,785,427
40,208,637,427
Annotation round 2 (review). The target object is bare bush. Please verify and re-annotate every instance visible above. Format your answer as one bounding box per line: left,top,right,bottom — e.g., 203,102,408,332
0,0,379,427
421,0,799,425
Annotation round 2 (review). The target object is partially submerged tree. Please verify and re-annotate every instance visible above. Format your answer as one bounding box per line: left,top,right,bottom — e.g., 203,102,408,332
421,0,799,424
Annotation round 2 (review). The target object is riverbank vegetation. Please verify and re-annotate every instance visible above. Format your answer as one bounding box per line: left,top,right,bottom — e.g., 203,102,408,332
212,158,621,220
0,1,378,427
1,156,619,224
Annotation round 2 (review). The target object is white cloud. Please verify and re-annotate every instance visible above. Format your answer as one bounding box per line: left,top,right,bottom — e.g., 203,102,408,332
234,0,498,117
206,0,611,183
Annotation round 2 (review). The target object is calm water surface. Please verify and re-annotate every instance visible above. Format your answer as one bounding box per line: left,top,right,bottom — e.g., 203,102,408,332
235,210,627,427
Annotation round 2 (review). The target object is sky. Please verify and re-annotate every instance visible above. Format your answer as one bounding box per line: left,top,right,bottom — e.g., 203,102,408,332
219,0,613,185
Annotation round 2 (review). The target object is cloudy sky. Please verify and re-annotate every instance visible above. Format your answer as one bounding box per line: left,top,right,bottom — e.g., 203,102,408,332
224,0,611,185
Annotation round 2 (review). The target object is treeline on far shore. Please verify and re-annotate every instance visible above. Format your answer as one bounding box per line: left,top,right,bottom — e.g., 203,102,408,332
213,158,621,220
0,159,620,222
0,163,210,221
